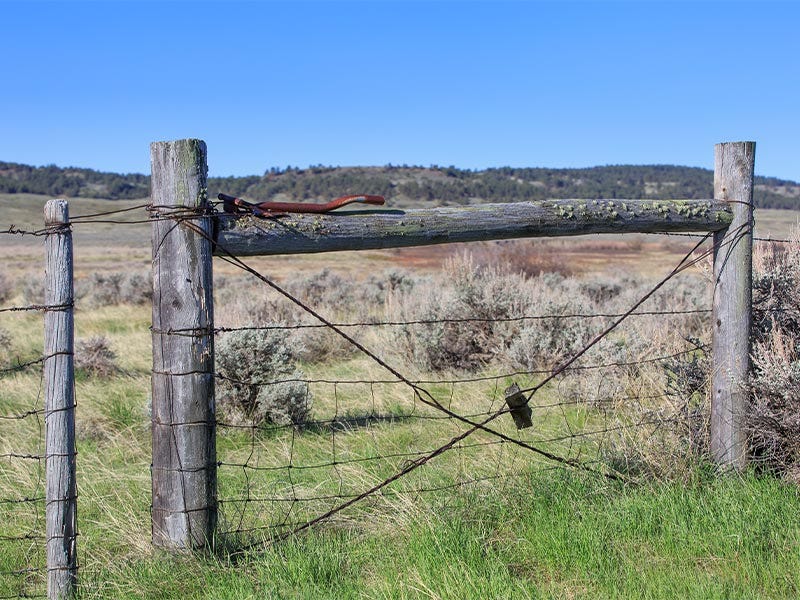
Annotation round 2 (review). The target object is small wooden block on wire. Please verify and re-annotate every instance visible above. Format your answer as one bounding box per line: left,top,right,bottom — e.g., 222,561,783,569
504,383,532,430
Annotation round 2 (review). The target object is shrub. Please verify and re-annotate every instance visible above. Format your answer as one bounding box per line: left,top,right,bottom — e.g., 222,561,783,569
662,340,710,457
748,239,800,477
469,240,574,278
506,296,597,372
281,268,416,364
0,271,12,303
84,273,124,306
0,327,12,364
77,272,152,307
215,329,312,427
119,272,152,305
21,274,44,305
287,268,354,308
386,254,702,374
75,336,119,378
389,255,530,371
752,242,800,345
749,332,800,477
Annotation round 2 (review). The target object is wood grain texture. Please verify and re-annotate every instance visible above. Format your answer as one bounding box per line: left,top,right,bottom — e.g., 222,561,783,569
150,139,216,550
44,199,77,599
711,142,755,470
214,199,732,256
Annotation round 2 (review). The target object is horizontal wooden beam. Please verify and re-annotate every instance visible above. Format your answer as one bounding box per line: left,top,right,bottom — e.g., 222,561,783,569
213,199,731,257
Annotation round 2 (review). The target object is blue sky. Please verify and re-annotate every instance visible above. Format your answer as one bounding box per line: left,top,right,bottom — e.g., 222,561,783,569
1,0,798,180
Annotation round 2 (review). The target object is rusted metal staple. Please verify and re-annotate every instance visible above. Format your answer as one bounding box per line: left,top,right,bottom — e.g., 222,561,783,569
218,193,385,217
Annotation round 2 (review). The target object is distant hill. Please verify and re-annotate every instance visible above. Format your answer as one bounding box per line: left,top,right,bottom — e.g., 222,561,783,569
2,161,799,210
0,162,150,200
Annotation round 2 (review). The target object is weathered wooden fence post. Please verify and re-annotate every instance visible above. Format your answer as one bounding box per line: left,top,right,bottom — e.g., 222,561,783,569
711,141,755,470
150,139,216,549
44,199,77,599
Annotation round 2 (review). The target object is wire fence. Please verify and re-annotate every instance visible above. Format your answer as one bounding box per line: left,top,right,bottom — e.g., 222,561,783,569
1,193,792,591
55,198,766,556
203,221,737,552
0,229,49,599
1,209,78,600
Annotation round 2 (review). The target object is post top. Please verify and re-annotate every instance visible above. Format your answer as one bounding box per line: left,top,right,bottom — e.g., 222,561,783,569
44,199,69,225
715,141,756,151
150,138,207,150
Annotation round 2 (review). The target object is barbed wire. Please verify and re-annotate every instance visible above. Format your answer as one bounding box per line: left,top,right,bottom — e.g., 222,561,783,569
0,303,73,315
0,225,51,237
0,356,47,375
754,236,795,244
209,345,704,391
1,223,74,599
641,231,794,245
1,351,74,376
208,307,711,332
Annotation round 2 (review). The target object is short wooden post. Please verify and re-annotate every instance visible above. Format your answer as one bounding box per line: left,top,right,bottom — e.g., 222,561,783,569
44,199,77,599
711,141,755,470
150,139,216,549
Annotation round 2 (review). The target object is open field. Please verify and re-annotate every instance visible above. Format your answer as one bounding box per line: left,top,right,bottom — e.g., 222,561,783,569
3,328,800,600
2,194,800,598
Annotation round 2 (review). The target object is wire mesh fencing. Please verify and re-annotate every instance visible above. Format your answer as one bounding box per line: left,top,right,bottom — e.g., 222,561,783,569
1,206,77,600
1,229,50,599
4,195,762,566
207,229,728,552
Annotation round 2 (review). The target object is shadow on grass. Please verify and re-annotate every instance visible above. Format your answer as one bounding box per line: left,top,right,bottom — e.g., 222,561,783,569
301,411,416,434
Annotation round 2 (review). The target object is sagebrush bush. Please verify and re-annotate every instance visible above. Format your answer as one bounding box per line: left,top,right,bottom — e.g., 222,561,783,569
469,240,574,278
385,254,704,375
0,271,12,303
286,268,415,313
287,268,352,307
119,272,152,305
75,336,119,378
506,289,597,373
0,327,12,364
752,242,800,345
215,329,312,426
748,239,800,477
214,268,417,365
388,255,530,371
749,333,800,477
76,272,152,307
21,274,44,305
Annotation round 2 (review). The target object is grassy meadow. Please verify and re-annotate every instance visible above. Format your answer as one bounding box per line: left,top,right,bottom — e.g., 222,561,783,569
1,194,800,598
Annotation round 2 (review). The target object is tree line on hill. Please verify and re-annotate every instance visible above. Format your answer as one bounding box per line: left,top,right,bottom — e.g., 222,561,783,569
1,160,798,210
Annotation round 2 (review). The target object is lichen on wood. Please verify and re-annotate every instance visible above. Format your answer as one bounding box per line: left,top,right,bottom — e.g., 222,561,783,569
214,198,732,257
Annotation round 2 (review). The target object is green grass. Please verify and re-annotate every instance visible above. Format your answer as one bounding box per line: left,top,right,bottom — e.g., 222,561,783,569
4,334,796,598
61,470,800,599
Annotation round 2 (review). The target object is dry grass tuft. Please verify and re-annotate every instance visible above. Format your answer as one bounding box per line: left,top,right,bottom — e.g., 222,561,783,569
75,335,119,378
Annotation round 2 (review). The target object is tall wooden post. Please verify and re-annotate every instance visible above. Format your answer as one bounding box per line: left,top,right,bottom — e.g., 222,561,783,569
44,199,77,599
711,141,755,470
150,139,216,549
